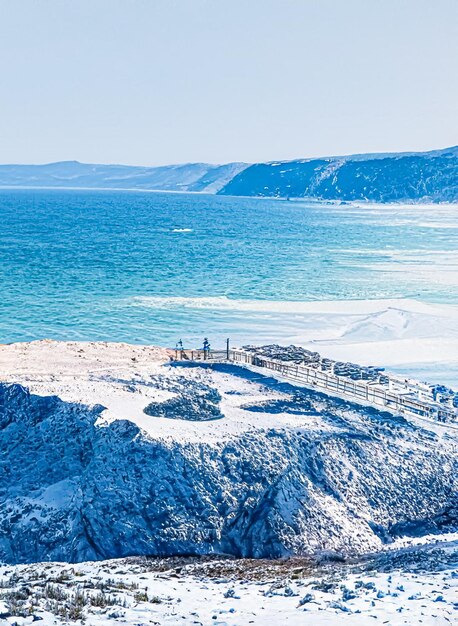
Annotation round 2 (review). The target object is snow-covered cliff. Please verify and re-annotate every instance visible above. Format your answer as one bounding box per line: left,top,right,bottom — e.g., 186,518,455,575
219,146,458,202
0,341,456,565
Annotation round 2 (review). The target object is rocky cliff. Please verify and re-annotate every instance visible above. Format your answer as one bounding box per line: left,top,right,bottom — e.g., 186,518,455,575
1,353,456,564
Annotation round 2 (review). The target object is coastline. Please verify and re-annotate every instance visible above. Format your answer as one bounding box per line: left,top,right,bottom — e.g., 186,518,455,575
2,293,458,387
1,186,458,206
128,296,458,386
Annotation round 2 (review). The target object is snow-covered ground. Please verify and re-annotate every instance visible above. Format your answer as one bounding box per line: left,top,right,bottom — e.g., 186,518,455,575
0,340,331,443
0,338,456,444
0,538,456,625
0,340,457,623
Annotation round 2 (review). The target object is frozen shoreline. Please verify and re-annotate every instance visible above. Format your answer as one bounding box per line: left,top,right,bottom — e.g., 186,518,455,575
5,296,458,385
130,296,458,386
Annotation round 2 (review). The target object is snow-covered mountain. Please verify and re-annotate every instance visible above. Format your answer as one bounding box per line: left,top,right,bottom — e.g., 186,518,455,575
0,160,248,193
0,341,456,566
219,146,458,202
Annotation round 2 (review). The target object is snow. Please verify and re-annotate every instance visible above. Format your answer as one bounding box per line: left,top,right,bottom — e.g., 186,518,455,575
0,339,457,622
0,539,456,625
37,479,76,509
0,339,456,568
0,340,329,443
130,297,458,385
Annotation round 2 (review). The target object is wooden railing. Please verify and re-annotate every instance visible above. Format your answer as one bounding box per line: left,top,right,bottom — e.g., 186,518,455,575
173,349,228,362
172,347,456,423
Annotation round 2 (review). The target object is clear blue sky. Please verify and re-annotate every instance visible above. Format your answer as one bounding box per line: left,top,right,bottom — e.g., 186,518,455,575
0,0,457,166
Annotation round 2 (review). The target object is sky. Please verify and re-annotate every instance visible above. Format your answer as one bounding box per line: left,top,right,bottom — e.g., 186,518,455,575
0,0,457,166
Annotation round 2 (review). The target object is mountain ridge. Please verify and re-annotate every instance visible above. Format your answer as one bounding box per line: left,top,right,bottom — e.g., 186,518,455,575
0,145,457,201
0,160,248,194
220,146,458,202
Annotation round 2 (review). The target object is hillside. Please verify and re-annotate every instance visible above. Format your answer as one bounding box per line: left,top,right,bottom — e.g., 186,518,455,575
0,340,456,565
219,146,458,202
1,543,457,624
0,160,248,193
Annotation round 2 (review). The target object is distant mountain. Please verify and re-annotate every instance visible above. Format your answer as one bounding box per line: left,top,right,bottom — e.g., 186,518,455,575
1,146,457,201
219,146,458,202
0,160,248,193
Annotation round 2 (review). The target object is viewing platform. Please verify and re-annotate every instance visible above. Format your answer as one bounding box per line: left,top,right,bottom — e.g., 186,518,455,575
172,343,458,425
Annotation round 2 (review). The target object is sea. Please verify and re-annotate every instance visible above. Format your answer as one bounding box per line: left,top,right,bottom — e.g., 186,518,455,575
1,188,457,354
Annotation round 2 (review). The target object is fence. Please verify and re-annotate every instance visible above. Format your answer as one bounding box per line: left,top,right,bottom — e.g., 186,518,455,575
173,347,456,423
173,348,228,362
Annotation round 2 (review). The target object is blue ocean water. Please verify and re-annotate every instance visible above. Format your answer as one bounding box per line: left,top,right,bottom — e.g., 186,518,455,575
0,188,457,346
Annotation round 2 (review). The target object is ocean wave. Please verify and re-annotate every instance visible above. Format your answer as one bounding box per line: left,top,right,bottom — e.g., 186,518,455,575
127,295,455,316
171,228,193,233
335,248,458,256
363,263,458,286
416,222,458,229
